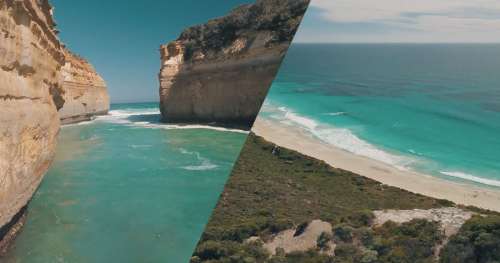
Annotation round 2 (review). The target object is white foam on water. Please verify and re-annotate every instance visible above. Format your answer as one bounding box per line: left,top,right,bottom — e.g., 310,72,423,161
61,119,97,128
96,109,248,134
272,106,412,170
324,112,347,116
178,148,219,171
440,171,500,187
182,161,218,171
129,144,153,149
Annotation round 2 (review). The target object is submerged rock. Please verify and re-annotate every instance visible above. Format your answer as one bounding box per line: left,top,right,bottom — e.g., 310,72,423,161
159,0,310,127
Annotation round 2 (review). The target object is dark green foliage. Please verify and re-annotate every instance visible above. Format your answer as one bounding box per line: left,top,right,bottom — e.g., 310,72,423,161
334,224,354,243
334,243,363,262
440,215,500,263
193,134,454,262
192,240,269,263
356,227,375,247
317,232,333,251
348,210,376,228
271,250,335,263
372,219,444,263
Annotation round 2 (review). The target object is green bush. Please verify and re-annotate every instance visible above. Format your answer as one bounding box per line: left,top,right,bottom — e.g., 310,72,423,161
334,243,362,262
193,240,269,262
283,250,335,263
373,219,444,263
317,231,333,251
349,210,375,228
355,227,375,248
334,224,354,243
440,215,500,263
360,249,378,263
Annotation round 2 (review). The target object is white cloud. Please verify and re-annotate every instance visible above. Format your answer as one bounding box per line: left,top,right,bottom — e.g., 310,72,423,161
305,0,500,42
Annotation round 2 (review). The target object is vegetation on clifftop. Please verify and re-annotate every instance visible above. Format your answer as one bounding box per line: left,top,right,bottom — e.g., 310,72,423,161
193,134,499,262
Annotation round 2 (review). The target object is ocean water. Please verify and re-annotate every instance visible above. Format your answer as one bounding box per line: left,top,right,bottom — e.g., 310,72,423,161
262,44,500,188
3,103,246,262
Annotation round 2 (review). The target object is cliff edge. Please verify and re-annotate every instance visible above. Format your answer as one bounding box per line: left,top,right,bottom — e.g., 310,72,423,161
159,0,309,127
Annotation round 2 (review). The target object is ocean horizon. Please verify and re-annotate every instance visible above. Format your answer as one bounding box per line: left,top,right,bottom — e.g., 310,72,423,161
3,102,247,262
262,43,500,188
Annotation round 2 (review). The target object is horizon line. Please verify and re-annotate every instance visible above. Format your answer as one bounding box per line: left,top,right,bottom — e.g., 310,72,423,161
293,41,500,45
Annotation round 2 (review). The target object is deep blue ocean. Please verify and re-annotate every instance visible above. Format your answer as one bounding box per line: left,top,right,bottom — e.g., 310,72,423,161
4,103,246,262
263,44,500,187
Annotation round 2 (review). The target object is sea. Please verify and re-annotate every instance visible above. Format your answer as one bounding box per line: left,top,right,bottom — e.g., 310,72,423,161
3,103,247,262
261,43,500,188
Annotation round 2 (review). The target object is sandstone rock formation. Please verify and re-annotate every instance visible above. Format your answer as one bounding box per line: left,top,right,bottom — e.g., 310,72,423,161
159,0,310,127
0,0,63,250
59,48,109,124
0,0,109,252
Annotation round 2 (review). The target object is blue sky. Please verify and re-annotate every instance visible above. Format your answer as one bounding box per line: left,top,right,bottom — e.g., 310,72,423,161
52,0,250,103
295,0,500,43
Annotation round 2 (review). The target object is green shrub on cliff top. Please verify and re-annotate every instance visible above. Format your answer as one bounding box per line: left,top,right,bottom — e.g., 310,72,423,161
440,215,500,263
373,219,443,263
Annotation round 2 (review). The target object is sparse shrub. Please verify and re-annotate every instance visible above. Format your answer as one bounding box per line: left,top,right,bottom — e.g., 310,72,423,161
317,231,333,250
269,219,293,234
349,210,375,227
334,224,354,243
356,227,375,248
335,243,362,262
440,215,500,263
373,219,444,263
360,249,378,263
284,250,335,263
194,240,228,260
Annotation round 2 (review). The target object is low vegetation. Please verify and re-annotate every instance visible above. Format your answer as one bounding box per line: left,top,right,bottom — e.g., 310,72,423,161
191,134,500,262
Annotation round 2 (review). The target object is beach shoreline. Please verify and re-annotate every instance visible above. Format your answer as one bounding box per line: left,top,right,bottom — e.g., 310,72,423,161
252,117,500,212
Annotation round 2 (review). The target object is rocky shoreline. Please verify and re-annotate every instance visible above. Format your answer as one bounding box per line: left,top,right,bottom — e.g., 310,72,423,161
159,0,310,128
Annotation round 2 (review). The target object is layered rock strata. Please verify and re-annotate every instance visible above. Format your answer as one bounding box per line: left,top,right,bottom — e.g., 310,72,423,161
59,48,109,124
0,0,64,250
0,0,108,252
159,0,310,127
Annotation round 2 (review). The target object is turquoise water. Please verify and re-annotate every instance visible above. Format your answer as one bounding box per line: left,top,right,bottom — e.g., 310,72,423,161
4,103,246,262
263,44,500,187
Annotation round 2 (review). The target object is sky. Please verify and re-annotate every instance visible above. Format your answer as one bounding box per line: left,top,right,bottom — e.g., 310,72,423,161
52,0,250,103
295,0,500,43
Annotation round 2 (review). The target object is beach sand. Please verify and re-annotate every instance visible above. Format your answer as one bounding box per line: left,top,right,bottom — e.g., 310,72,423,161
252,117,500,212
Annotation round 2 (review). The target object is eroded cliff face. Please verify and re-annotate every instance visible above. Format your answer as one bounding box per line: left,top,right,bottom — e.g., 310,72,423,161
0,0,109,252
59,48,109,124
0,0,63,250
159,0,310,127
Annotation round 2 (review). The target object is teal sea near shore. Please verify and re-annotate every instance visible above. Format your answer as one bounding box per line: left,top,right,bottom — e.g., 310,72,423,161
3,103,246,262
262,43,500,188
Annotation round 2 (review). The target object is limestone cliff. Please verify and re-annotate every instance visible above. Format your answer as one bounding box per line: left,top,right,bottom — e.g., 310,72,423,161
0,0,109,252
159,0,309,127
0,0,63,251
59,48,109,124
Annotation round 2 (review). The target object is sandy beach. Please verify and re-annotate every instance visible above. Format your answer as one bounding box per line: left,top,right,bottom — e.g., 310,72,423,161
252,117,500,212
